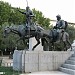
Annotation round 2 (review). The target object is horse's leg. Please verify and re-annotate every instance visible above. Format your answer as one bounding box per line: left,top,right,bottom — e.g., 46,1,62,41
41,38,44,46
15,38,22,49
22,38,28,50
41,38,49,51
32,38,40,51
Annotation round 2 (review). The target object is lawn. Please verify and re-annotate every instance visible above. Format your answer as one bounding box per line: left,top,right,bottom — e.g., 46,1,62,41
0,66,20,75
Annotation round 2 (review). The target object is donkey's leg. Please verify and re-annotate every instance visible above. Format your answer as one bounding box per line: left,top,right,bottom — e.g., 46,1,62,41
66,33,72,51
62,32,68,51
16,38,21,43
67,40,72,51
52,42,55,51
22,38,26,45
62,41,67,51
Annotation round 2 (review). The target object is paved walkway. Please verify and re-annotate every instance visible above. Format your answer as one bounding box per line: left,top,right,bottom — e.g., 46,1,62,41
20,71,69,75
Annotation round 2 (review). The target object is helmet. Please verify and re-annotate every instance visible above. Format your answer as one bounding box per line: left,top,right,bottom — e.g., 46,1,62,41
56,14,61,19
26,6,29,9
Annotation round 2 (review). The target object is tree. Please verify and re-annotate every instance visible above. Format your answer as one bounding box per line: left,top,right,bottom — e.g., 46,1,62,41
66,25,75,43
32,8,51,29
0,1,11,25
8,8,25,25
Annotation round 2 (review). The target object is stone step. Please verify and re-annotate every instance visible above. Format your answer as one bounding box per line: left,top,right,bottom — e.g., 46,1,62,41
69,57,75,60
62,64,75,70
59,67,75,75
65,60,75,65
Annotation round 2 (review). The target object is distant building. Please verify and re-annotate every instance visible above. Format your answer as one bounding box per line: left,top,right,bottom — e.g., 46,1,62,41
50,20,56,26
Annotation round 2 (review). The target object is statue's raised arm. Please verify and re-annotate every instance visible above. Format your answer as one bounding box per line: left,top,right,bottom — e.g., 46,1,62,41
18,6,35,25
17,9,26,15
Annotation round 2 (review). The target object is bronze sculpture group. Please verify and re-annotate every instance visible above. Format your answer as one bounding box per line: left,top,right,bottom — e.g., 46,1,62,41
3,6,72,51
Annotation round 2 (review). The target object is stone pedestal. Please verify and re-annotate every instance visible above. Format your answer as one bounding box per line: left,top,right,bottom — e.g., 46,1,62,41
29,37,43,51
72,40,75,51
13,50,73,72
13,50,22,71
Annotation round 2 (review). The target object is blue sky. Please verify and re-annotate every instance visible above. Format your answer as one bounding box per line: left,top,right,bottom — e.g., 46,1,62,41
1,0,75,23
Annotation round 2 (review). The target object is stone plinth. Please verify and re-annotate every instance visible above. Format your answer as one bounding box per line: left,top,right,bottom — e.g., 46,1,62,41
13,50,22,71
13,50,73,72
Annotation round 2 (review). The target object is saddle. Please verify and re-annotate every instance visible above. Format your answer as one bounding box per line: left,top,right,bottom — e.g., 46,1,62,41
51,29,59,42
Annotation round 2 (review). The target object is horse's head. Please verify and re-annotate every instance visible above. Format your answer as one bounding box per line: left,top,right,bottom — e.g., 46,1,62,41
3,26,11,38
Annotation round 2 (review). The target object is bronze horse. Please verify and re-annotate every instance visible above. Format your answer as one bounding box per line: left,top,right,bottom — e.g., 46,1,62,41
3,24,50,51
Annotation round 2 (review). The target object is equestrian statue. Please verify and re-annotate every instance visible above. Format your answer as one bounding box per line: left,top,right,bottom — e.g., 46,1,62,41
3,3,72,51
